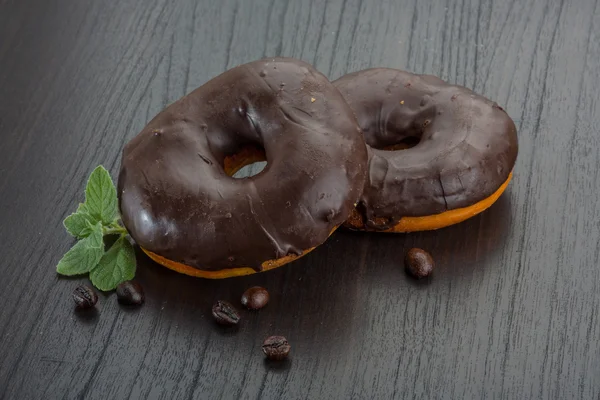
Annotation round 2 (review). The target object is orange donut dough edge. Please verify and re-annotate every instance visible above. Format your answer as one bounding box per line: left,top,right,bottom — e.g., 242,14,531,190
344,171,513,232
142,241,324,279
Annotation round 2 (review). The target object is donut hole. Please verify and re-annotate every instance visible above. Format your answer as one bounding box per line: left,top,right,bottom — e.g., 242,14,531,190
380,135,421,151
223,144,268,178
232,161,267,178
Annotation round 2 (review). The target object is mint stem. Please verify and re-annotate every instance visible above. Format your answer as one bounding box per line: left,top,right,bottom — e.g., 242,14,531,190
103,225,128,236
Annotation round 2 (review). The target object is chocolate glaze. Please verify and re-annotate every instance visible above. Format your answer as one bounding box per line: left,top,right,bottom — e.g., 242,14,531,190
118,58,367,271
333,69,518,229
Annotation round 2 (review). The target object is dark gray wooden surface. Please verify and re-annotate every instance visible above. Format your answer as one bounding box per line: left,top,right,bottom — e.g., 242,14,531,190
1,0,599,399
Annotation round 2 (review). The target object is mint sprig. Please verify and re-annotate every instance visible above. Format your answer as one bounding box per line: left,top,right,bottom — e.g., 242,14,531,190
57,165,136,291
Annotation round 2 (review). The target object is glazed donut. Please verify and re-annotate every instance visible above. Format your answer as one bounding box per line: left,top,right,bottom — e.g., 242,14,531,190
333,68,518,232
118,58,367,278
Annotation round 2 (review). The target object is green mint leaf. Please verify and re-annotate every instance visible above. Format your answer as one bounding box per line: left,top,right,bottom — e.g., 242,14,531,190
63,211,96,239
56,221,104,276
89,236,136,291
76,203,88,213
85,165,118,225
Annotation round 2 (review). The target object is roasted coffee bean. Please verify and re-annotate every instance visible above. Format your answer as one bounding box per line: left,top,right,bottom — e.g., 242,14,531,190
262,336,291,360
405,248,434,279
73,285,98,309
241,286,269,310
116,281,145,306
212,300,240,325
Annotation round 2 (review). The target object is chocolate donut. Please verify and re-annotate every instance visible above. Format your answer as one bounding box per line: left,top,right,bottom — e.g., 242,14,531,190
333,68,518,232
118,58,367,278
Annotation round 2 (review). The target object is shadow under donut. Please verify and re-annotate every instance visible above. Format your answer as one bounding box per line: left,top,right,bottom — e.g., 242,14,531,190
131,191,512,355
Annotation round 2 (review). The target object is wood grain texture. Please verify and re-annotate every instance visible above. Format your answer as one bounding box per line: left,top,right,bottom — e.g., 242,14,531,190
1,0,599,398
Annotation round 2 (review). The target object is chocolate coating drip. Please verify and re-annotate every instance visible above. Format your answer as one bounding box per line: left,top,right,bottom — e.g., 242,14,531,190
118,58,367,270
333,69,518,228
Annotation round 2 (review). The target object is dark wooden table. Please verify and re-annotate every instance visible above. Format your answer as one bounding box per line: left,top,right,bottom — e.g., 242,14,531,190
1,0,599,399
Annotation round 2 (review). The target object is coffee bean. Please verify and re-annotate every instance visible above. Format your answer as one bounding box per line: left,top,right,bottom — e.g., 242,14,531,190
116,281,145,306
212,300,240,325
73,285,98,309
241,286,269,310
405,248,434,279
262,336,291,360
